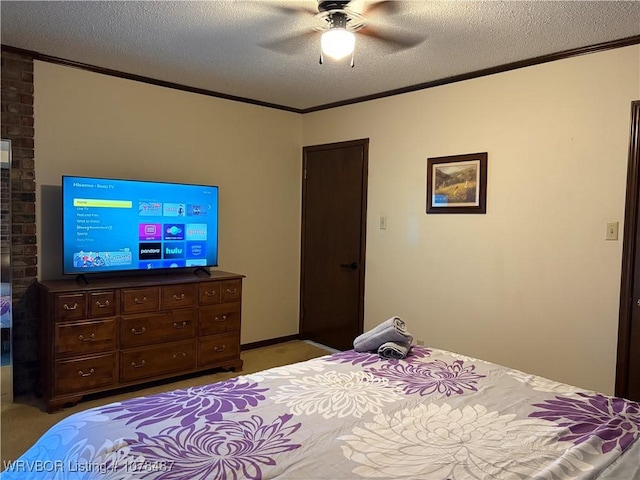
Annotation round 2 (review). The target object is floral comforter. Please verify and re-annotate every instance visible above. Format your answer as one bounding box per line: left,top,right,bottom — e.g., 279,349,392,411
4,346,640,479
0,282,11,328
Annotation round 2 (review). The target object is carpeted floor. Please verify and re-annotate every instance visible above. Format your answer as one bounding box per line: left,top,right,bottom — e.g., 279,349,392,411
0,340,334,465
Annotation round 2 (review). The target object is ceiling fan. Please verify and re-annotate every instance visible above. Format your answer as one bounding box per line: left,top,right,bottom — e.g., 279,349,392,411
259,0,424,67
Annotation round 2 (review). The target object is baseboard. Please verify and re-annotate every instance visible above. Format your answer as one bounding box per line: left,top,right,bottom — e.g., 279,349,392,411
302,339,340,353
241,334,300,351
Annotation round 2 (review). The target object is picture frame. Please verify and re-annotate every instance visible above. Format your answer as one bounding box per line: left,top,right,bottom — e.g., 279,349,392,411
426,152,487,214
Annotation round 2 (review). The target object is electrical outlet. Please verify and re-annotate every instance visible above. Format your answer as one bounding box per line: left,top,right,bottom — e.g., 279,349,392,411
606,221,619,241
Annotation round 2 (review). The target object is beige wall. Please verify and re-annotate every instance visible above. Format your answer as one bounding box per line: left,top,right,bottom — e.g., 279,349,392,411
34,45,640,394
303,45,640,394
34,61,303,344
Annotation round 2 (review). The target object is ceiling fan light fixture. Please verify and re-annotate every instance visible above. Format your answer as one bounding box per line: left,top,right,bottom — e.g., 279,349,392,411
321,28,355,60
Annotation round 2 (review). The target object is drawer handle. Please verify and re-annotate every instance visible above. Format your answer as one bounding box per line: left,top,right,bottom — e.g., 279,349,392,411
78,368,95,377
173,321,187,329
63,303,79,311
214,345,226,352
226,288,238,295
134,296,147,304
95,300,110,308
131,360,146,368
131,327,146,335
172,352,187,359
214,315,228,322
204,291,217,297
78,333,95,343
173,293,185,300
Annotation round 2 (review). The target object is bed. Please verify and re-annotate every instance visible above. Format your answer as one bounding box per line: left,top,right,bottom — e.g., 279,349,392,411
4,345,640,479
1,281,11,366
0,281,11,329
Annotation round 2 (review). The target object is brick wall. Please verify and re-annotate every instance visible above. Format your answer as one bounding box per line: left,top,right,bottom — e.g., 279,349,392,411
1,49,38,396
1,168,8,250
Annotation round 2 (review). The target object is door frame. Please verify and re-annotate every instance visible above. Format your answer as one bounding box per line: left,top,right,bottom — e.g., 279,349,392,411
615,100,640,398
299,138,369,342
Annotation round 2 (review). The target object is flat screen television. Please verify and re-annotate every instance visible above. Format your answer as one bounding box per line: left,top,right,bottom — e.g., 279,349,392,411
62,175,219,275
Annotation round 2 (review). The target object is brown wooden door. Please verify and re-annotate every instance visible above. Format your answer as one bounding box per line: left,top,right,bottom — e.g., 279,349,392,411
628,199,640,401
617,100,640,401
300,139,368,351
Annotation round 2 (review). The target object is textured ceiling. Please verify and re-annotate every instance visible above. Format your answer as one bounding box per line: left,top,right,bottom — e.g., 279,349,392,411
1,1,639,112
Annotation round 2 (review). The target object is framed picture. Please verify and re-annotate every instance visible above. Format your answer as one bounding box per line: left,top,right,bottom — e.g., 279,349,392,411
426,152,487,214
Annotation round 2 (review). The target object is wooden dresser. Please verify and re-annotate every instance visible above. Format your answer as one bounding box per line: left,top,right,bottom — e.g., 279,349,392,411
38,270,244,412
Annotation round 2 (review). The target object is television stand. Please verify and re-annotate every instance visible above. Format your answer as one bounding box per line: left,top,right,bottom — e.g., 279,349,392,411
194,266,211,277
75,274,89,285
37,270,244,412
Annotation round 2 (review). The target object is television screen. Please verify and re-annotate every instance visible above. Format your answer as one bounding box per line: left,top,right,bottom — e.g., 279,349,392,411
62,176,219,275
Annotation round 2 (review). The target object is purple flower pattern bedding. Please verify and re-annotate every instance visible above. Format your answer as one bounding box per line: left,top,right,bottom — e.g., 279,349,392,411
4,346,640,479
1,282,11,328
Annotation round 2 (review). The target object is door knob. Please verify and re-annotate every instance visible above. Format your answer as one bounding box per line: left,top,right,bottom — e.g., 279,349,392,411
340,262,358,270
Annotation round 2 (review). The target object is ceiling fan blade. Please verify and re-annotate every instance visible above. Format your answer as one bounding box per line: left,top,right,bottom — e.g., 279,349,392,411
358,25,425,51
268,4,318,16
259,30,319,55
358,1,402,16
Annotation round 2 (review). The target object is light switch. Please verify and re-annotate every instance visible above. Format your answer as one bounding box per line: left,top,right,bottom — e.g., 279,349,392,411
606,222,619,241
380,216,387,230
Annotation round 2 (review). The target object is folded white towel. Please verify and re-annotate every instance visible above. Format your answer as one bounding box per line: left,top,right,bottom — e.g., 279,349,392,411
378,341,412,359
353,316,413,352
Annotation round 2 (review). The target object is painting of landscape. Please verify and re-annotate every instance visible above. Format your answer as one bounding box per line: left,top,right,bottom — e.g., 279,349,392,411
426,152,487,214
433,161,479,206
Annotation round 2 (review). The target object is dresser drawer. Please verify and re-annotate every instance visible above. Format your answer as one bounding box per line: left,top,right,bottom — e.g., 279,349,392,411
161,284,196,309
54,293,87,321
199,302,241,335
89,290,117,318
120,309,196,348
122,287,160,314
120,339,196,382
198,331,240,367
55,353,117,395
198,281,221,305
221,280,242,303
55,318,117,357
